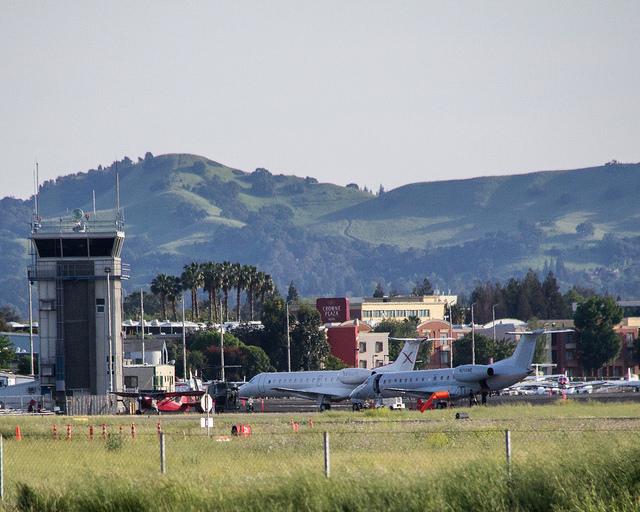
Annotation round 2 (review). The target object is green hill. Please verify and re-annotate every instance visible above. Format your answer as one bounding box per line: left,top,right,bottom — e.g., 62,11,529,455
1,153,639,314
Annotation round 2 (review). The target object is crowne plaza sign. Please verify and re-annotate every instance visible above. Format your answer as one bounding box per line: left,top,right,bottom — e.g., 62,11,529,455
316,297,350,324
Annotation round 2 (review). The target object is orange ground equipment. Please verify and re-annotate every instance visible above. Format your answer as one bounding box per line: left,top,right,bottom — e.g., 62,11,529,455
418,391,451,412
231,424,252,436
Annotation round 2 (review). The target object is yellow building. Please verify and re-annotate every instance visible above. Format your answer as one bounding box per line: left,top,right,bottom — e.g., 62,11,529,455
359,295,457,325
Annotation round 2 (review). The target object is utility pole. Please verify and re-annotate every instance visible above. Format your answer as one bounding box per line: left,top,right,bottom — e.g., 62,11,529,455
140,289,145,365
286,301,291,372
447,301,453,369
492,304,498,344
471,302,476,365
181,292,186,381
220,301,225,382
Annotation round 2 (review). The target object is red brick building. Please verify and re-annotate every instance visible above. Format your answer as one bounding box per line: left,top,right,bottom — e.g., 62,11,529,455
326,320,388,368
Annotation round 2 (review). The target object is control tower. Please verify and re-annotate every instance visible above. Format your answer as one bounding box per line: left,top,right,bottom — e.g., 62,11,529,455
28,208,128,401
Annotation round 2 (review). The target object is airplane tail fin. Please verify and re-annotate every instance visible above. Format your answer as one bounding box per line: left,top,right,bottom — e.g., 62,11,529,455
377,338,422,373
504,329,573,371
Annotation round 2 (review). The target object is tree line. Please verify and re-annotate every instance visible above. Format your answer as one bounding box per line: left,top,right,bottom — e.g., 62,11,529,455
148,262,275,322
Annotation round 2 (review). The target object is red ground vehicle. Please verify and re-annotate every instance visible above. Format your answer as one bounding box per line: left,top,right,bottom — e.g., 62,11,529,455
113,390,205,414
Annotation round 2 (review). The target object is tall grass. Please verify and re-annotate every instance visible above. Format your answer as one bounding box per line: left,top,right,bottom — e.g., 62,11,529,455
11,445,640,511
3,401,640,511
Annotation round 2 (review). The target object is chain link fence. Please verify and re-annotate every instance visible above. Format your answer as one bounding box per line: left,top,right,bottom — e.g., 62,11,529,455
0,414,638,504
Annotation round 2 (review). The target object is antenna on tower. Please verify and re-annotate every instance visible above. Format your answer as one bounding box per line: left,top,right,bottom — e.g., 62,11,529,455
34,162,40,217
115,172,120,215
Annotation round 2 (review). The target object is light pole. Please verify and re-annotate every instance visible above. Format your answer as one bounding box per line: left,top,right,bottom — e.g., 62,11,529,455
471,302,476,365
181,292,186,381
447,301,453,369
492,304,498,344
140,289,145,365
105,267,113,393
220,301,225,382
286,300,291,372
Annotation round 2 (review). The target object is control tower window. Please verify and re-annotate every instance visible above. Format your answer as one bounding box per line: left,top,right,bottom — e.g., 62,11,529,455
61,238,88,257
34,239,62,257
89,238,115,257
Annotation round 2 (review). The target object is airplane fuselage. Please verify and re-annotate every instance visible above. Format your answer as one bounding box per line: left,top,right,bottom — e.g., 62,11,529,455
239,369,369,402
350,365,530,401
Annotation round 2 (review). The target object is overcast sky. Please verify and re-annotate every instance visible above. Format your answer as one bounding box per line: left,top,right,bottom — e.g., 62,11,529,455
2,1,639,198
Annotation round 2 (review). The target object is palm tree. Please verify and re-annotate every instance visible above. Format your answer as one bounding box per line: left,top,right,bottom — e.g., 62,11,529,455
259,273,275,303
202,262,222,323
234,263,248,322
244,265,259,320
150,273,171,319
166,275,182,320
181,262,203,320
219,261,233,322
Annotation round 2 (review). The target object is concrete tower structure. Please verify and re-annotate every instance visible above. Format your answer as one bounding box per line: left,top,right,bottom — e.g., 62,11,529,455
28,208,128,401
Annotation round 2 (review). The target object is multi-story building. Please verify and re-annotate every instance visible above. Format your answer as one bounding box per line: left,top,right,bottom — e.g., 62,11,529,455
29,208,127,401
356,295,457,326
326,320,389,369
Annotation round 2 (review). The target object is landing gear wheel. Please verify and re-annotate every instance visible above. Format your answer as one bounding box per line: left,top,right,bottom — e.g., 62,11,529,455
352,403,361,412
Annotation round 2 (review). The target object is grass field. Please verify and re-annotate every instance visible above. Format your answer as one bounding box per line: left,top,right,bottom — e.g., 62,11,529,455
2,401,640,511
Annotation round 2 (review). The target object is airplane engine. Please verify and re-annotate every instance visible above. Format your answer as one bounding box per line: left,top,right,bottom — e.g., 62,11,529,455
338,368,371,385
453,364,495,383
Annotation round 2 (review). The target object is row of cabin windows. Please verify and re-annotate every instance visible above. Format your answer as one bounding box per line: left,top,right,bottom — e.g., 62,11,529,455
267,376,338,384
362,309,430,318
382,375,450,383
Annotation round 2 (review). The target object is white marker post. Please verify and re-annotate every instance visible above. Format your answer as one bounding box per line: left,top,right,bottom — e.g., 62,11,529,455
201,394,213,437
323,432,330,478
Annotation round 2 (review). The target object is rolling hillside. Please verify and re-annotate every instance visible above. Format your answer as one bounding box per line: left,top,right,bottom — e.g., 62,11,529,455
1,153,639,314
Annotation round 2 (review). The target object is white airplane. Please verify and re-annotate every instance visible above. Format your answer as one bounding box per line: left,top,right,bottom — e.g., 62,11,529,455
350,330,573,407
238,338,426,411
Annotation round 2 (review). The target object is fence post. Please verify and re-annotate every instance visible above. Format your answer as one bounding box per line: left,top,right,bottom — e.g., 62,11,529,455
0,434,4,500
323,432,330,478
505,429,511,475
160,432,166,474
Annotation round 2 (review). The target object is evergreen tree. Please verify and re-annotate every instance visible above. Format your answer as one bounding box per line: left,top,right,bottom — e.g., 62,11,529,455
290,303,329,371
373,282,385,298
522,270,546,319
260,297,289,370
286,281,299,303
575,296,623,373
412,277,434,296
542,272,567,318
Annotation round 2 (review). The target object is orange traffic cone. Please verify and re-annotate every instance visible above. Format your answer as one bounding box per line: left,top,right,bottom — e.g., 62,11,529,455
15,426,22,441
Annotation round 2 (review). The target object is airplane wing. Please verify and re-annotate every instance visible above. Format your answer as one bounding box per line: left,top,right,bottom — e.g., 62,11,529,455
382,386,447,399
271,386,346,401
